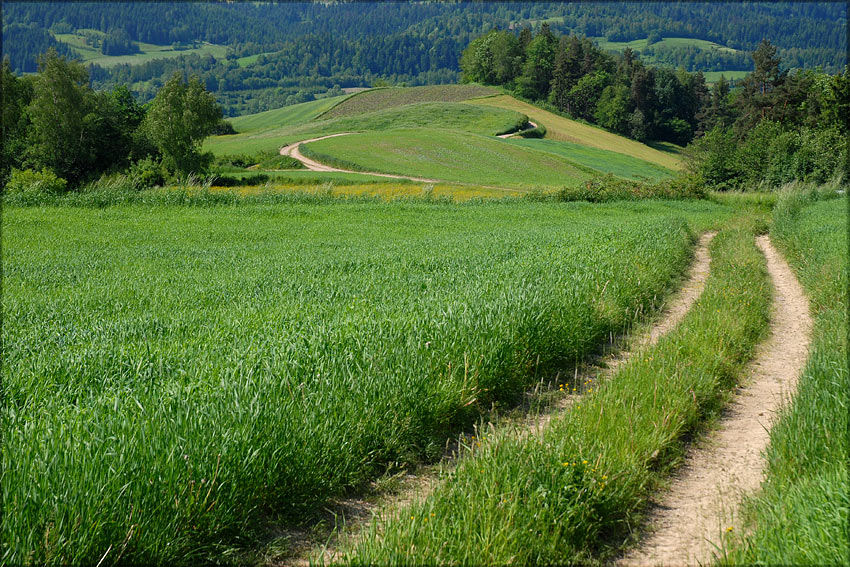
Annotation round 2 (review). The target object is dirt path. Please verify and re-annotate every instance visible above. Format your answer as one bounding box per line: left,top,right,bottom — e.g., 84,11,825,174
280,133,439,183
496,120,538,139
271,232,718,566
617,234,813,567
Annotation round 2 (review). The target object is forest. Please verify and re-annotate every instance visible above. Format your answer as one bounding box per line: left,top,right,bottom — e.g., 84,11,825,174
3,2,845,116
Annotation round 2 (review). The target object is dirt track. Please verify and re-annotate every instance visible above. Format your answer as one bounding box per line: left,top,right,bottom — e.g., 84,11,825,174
282,232,719,566
617,234,813,566
280,133,439,183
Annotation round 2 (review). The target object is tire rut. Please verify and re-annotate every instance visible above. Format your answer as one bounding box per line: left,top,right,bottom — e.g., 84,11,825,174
276,232,717,566
616,234,813,567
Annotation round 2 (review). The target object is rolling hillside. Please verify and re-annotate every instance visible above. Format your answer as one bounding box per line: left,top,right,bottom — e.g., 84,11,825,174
205,85,679,190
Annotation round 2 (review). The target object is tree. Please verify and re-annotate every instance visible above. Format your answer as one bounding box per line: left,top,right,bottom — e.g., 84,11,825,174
516,24,557,100
25,49,97,185
144,73,222,174
1,58,34,185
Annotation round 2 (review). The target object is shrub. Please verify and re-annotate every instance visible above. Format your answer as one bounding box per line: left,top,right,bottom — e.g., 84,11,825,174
4,168,67,196
128,157,168,188
517,123,547,138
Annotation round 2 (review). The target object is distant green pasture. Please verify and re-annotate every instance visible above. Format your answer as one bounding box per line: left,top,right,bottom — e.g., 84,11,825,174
54,31,228,67
205,102,525,156
505,138,675,181
300,128,595,188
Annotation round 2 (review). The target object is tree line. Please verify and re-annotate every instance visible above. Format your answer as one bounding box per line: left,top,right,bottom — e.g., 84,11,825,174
461,25,713,145
1,50,223,192
462,26,848,189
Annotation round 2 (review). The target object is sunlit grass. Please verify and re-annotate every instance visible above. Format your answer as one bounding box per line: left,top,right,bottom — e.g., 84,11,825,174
1,199,728,565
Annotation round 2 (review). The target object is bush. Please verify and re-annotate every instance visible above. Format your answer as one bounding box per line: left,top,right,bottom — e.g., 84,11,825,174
554,173,706,203
4,168,67,196
517,123,547,138
128,157,168,188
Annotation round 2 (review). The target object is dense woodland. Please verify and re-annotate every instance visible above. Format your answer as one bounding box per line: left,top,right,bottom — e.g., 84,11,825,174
3,2,846,116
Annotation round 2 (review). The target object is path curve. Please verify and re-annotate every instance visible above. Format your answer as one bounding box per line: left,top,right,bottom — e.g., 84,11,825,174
280,133,439,183
496,121,539,139
617,234,813,567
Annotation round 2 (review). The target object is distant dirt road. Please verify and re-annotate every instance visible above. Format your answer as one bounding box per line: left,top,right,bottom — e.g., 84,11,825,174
496,121,538,139
617,234,813,566
279,133,439,183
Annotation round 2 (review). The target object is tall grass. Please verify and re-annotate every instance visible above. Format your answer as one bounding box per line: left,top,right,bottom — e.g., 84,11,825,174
720,190,849,565
2,200,719,565
343,217,771,565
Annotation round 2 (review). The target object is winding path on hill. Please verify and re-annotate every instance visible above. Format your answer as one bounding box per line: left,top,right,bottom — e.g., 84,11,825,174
496,121,538,138
280,133,440,183
617,234,813,567
279,121,540,184
282,232,718,566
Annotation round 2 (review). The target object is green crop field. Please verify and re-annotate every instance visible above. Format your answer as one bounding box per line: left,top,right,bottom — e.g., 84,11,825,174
318,85,500,119
53,30,229,68
505,138,675,181
299,128,597,188
3,198,728,565
702,70,751,83
205,101,526,157
226,95,352,134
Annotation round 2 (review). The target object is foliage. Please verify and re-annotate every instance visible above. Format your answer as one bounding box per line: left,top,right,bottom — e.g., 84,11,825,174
552,173,706,202
144,73,222,175
4,168,68,198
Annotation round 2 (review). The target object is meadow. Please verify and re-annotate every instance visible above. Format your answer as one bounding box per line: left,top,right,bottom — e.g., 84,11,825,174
318,85,500,119
469,95,684,170
53,30,229,68
593,36,741,55
204,100,526,157
298,128,597,189
3,198,727,565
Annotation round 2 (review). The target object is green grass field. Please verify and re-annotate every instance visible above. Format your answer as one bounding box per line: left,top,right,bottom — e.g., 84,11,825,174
722,192,848,565
318,85,499,119
2,199,728,565
505,138,675,181
299,128,597,188
344,215,771,565
205,101,526,157
54,30,229,68
702,70,751,84
593,36,741,55
470,95,684,170
226,95,352,134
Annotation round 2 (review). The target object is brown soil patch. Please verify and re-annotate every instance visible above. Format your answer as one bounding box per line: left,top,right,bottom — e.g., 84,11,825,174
617,234,813,566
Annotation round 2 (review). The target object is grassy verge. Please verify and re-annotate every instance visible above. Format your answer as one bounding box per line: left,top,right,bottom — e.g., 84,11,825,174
2,200,725,565
343,217,770,565
720,191,849,565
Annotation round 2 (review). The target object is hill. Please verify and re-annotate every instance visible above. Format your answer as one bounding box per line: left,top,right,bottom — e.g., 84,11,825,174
205,85,677,189
469,95,684,171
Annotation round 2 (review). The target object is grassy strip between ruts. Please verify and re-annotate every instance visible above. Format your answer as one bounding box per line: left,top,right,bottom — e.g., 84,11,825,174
719,190,849,565
3,200,723,565
340,217,771,565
